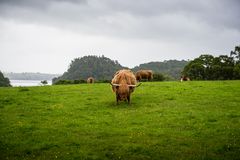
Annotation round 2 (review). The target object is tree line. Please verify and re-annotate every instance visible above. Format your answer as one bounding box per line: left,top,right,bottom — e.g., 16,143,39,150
1,45,239,87
52,55,187,84
132,60,188,80
182,45,240,80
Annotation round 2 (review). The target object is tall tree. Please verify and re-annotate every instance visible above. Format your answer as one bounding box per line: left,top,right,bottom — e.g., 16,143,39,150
233,64,240,79
0,71,11,87
182,53,236,80
230,45,240,63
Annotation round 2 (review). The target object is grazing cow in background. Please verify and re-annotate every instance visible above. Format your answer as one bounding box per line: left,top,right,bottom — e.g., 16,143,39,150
111,69,140,104
180,76,190,82
87,77,94,83
135,70,153,81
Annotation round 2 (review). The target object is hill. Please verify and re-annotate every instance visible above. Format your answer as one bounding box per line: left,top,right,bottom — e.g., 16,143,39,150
54,55,188,83
0,81,240,159
132,60,188,79
4,72,60,80
53,55,126,83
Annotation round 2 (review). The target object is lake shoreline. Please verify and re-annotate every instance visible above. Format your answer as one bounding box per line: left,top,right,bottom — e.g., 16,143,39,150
10,80,52,87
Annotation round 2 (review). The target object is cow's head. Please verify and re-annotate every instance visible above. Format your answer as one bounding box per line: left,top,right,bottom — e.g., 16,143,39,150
111,83,141,101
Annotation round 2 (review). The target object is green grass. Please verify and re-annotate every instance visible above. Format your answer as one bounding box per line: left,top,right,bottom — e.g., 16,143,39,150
0,81,240,159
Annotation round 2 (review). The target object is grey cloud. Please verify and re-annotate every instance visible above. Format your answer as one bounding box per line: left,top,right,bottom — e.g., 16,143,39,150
102,0,240,30
1,0,239,29
0,0,86,7
0,0,239,43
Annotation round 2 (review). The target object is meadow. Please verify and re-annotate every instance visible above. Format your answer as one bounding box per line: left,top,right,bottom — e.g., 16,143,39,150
0,81,240,160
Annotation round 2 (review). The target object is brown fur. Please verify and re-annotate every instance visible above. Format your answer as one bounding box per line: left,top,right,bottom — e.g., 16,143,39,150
135,70,153,81
180,76,190,82
111,69,137,104
87,77,94,83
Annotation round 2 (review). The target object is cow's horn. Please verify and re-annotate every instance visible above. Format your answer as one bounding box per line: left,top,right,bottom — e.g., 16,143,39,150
128,83,142,87
128,84,137,87
136,83,142,87
111,83,121,87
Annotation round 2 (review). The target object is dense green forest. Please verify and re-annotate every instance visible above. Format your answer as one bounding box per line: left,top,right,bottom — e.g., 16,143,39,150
0,71,11,87
182,45,240,80
53,55,125,83
53,55,188,83
132,60,188,79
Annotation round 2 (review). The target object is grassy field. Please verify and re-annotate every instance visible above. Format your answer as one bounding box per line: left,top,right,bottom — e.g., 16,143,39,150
0,81,240,160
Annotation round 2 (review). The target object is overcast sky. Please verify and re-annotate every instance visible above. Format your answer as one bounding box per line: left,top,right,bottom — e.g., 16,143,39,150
0,0,239,74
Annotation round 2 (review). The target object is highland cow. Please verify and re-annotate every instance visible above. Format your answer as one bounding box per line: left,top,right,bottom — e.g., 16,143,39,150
180,76,190,82
135,70,153,81
111,69,140,104
87,77,94,83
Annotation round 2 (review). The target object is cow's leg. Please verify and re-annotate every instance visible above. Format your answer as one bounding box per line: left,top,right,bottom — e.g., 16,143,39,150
127,95,130,104
116,94,119,105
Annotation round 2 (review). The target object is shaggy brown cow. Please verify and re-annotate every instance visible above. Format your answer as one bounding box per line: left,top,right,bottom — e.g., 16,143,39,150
180,76,190,82
135,70,153,81
87,77,94,83
111,69,140,104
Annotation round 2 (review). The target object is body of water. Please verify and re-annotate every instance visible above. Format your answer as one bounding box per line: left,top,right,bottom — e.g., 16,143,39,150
10,80,52,87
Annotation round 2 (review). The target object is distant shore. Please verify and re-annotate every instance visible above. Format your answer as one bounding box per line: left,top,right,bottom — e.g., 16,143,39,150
4,72,60,81
10,80,52,87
